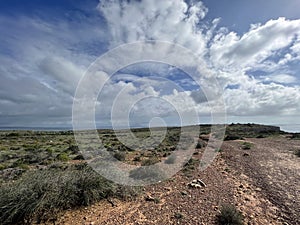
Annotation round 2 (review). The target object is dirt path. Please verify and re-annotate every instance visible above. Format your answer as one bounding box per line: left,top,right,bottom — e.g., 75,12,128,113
222,136,300,224
42,136,299,225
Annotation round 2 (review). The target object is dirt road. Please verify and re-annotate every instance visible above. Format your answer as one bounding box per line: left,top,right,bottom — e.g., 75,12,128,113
222,136,300,224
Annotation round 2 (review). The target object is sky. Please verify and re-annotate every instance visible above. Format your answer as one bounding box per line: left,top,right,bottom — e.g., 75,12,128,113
0,0,300,131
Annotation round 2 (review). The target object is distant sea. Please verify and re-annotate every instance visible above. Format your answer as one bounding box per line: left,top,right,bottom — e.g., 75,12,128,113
274,124,300,133
0,124,300,133
0,127,72,131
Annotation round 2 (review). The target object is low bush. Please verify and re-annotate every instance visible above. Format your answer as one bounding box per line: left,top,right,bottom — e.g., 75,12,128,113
291,133,300,139
224,135,242,141
182,158,199,177
129,166,165,182
73,154,85,160
256,134,265,138
141,157,160,166
113,151,126,161
0,165,135,224
196,140,206,149
56,153,69,161
66,145,79,154
294,149,300,157
241,142,253,150
0,163,7,170
217,204,244,225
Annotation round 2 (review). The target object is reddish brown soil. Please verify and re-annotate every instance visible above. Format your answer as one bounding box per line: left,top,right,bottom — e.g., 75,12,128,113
42,136,299,225
222,136,300,225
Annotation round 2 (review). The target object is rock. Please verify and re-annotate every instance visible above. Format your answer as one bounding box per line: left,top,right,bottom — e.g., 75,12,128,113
181,191,188,195
187,178,206,188
145,194,155,201
197,179,206,187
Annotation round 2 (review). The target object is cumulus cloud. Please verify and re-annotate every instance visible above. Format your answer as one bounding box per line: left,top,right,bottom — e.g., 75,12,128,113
97,0,209,55
210,17,300,71
96,0,300,126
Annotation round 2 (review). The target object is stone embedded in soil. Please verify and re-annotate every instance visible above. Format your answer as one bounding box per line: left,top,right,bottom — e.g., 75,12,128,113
145,194,155,201
187,179,206,188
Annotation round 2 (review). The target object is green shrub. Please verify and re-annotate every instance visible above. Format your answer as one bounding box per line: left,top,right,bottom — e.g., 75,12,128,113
196,140,205,149
18,163,30,170
183,158,199,170
174,212,184,219
129,166,165,182
182,158,199,177
141,157,160,166
6,132,19,137
11,159,25,168
56,153,70,161
256,134,265,138
133,156,141,162
224,135,242,141
114,151,126,161
73,154,85,160
66,145,79,154
241,142,253,150
0,163,7,170
46,148,54,155
0,165,123,224
0,146,8,151
291,133,300,139
9,146,20,150
217,204,244,225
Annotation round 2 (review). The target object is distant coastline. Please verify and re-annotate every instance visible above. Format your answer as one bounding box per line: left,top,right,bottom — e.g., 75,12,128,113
0,124,299,133
0,127,72,131
275,124,300,133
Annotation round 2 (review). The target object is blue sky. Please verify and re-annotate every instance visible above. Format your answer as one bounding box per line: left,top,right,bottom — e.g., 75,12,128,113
202,0,300,33
0,0,300,131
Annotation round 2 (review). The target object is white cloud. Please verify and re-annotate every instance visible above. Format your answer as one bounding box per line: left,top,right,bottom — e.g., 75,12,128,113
210,17,300,71
39,56,85,95
95,1,300,126
262,74,297,84
97,0,209,55
0,13,107,126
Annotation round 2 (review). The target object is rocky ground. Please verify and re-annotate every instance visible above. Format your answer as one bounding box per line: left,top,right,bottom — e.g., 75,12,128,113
45,135,299,225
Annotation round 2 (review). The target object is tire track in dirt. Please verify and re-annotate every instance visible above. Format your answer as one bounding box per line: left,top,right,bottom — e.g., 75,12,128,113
222,136,300,224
